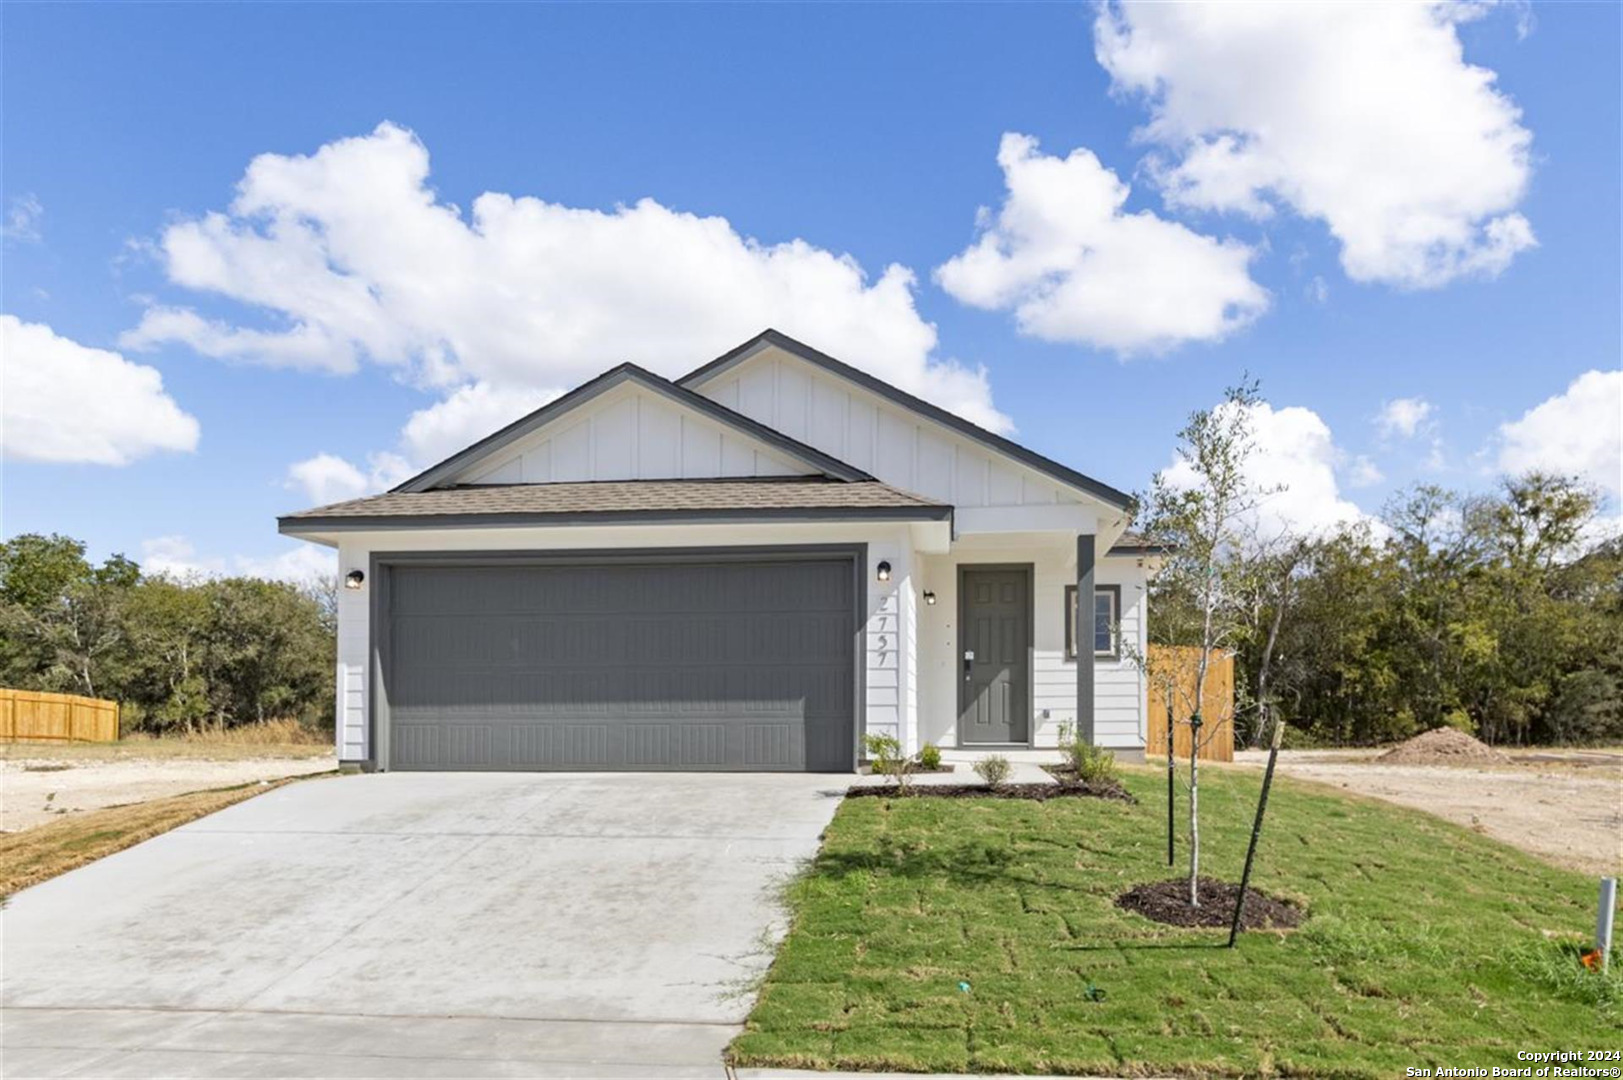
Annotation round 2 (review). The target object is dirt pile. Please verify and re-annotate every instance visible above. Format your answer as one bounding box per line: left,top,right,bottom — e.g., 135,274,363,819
1379,727,1511,766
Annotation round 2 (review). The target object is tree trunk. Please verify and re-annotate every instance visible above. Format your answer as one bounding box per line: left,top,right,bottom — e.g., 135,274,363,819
1255,581,1286,748
1188,734,1201,906
1189,554,1215,906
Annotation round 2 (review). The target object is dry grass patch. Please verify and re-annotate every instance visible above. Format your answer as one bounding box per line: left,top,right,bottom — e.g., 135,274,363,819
2,719,332,763
0,776,311,898
130,717,331,746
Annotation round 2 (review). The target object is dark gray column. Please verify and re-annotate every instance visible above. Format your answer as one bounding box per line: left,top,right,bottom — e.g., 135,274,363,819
1076,533,1096,745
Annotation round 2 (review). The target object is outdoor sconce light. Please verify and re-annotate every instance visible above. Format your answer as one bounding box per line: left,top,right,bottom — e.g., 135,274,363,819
923,590,937,606
344,570,366,590
876,560,892,582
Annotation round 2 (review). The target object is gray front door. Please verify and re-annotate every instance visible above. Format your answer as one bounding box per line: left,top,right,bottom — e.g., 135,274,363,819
958,567,1031,744
380,555,857,772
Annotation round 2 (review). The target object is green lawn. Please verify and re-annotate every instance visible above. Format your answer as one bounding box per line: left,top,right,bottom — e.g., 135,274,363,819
731,768,1618,1078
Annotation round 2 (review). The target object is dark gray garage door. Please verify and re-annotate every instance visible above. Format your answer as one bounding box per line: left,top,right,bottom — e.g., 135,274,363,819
380,556,857,771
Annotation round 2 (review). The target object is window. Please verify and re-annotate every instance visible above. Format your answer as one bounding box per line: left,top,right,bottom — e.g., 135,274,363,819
1065,584,1121,660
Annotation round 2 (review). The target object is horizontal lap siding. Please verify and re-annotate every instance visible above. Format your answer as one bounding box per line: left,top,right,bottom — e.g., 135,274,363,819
920,544,1147,751
336,539,369,762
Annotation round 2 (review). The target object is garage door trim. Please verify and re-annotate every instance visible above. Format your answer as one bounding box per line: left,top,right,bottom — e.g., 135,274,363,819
368,545,868,772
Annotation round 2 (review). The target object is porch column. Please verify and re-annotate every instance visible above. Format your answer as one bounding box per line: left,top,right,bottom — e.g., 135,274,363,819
1076,533,1096,745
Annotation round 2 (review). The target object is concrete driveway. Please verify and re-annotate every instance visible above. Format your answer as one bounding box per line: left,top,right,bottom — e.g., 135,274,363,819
1,771,844,1078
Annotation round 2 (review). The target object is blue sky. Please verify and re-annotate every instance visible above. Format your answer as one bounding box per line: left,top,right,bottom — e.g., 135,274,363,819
3,2,1619,577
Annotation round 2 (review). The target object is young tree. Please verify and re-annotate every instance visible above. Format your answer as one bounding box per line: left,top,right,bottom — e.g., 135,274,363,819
1234,534,1311,748
1140,380,1277,906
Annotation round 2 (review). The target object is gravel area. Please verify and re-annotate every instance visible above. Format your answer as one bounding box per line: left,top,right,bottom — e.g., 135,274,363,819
1232,747,1623,876
1,753,336,833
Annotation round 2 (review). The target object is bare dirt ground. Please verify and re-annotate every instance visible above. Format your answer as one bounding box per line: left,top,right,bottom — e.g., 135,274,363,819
1232,746,1623,876
1,742,334,833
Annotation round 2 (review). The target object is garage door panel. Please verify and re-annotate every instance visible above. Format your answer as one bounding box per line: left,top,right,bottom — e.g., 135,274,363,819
383,557,855,771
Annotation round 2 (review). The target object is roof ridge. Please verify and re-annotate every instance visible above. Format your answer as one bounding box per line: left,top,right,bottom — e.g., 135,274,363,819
680,329,1134,512
386,360,875,496
442,475,853,489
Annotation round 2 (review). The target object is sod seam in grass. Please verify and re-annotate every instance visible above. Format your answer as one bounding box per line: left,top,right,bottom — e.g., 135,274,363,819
730,768,1620,1078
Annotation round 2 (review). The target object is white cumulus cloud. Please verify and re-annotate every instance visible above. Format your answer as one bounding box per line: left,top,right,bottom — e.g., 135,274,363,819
2,315,200,466
935,133,1268,354
1095,1,1536,288
1496,370,1623,497
1162,399,1374,541
141,535,336,584
1347,455,1385,489
282,384,556,507
1375,397,1436,439
284,452,409,506
399,381,559,467
119,121,1008,445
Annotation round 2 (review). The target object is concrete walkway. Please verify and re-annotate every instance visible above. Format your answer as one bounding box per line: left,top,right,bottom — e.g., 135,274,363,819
1,771,845,1078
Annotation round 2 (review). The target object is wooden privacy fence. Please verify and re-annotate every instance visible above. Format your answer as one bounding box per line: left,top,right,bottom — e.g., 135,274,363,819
1146,646,1235,763
0,689,120,743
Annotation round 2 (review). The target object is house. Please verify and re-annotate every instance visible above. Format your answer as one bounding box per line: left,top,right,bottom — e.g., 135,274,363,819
279,330,1156,772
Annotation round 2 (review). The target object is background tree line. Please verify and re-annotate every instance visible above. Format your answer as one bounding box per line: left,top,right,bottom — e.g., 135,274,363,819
0,533,335,734
1149,469,1623,748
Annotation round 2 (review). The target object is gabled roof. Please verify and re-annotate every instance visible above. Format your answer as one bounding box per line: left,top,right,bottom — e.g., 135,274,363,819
280,477,950,533
391,361,874,494
680,329,1135,512
1106,529,1170,556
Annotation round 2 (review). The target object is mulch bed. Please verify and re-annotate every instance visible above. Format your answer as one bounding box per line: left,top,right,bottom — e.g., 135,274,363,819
1116,877,1303,930
1041,766,1137,802
847,778,1135,802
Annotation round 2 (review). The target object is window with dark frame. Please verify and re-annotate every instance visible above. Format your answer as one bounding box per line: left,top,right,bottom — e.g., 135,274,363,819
1065,584,1121,660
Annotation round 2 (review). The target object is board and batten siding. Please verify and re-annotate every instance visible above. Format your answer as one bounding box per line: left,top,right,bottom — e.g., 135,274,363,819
331,523,923,766
693,346,1083,510
453,383,813,486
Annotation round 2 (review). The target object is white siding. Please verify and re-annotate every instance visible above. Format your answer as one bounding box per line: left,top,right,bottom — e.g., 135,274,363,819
1093,557,1149,749
325,522,924,766
693,345,1084,511
453,383,812,485
860,541,918,753
335,539,370,762
916,537,1147,752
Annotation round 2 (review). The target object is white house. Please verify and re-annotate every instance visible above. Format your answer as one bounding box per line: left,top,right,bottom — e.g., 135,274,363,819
280,330,1157,772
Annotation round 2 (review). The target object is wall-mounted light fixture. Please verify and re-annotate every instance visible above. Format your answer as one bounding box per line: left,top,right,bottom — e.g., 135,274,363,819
344,569,366,590
923,590,937,606
876,560,892,583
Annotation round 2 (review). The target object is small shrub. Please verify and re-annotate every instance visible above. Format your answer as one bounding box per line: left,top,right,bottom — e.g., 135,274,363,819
973,754,1011,787
863,733,914,792
917,743,942,771
1061,739,1118,785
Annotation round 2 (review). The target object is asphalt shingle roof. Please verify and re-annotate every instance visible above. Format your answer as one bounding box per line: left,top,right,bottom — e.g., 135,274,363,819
280,477,951,528
1109,529,1163,552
